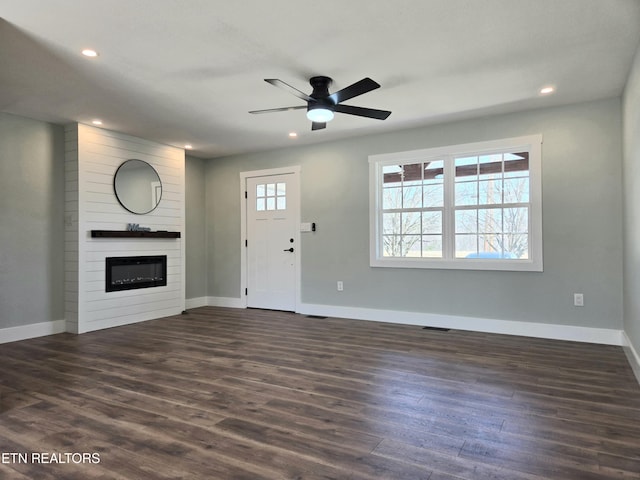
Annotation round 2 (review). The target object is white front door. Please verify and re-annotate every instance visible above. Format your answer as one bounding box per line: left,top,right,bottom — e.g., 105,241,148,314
246,172,299,311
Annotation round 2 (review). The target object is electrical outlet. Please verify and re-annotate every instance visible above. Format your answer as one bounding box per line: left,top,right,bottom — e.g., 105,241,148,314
337,281,344,291
573,293,584,307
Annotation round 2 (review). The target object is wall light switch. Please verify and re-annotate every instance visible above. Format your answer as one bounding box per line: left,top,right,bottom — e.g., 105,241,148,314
300,222,312,232
573,293,584,307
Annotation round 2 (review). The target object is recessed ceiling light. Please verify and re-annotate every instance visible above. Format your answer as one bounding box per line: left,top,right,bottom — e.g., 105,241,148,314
288,132,298,138
184,144,193,150
91,119,103,125
540,86,555,95
82,49,99,57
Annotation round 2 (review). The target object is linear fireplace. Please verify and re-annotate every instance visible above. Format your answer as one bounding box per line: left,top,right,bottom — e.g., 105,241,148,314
105,255,167,292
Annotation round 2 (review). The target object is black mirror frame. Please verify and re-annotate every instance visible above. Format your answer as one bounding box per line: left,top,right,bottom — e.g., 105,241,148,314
113,159,163,215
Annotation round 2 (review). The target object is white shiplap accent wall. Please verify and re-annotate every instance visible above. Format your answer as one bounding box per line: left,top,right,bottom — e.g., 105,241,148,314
65,124,185,334
64,125,80,333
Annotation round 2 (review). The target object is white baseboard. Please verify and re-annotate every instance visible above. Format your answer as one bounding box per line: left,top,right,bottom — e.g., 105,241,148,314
7,300,614,348
185,297,208,309
0,319,66,344
297,303,624,346
193,299,623,346
2,303,636,384
622,332,640,384
206,296,246,309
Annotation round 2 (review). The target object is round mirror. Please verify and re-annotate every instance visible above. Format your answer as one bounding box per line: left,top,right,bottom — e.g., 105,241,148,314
114,159,162,214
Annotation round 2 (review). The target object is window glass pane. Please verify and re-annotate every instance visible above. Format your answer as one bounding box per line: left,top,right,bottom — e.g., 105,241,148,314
276,183,286,195
479,154,503,181
456,234,478,258
503,178,529,203
504,234,529,259
403,185,422,209
402,163,423,186
276,197,286,210
505,170,529,179
423,211,442,234
478,235,503,257
478,180,502,205
504,152,525,161
424,183,443,208
455,156,478,167
455,156,478,181
503,207,528,233
266,197,276,210
383,235,401,257
455,182,478,206
504,152,529,177
424,160,444,181
401,212,421,235
383,165,403,185
256,184,265,197
383,213,401,235
383,187,402,210
266,183,276,196
401,235,422,257
256,198,265,211
422,236,443,258
455,209,477,234
478,209,503,233
479,153,502,164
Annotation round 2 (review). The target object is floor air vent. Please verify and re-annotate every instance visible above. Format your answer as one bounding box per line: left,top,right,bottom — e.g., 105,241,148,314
422,326,450,332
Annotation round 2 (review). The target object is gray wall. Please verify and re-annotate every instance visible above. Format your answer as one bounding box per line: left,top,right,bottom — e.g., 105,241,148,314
0,93,628,337
623,43,640,354
0,112,65,328
0,113,207,330
206,98,623,330
185,155,207,300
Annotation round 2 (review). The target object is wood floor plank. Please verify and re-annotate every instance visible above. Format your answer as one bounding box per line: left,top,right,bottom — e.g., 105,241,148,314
1,306,639,479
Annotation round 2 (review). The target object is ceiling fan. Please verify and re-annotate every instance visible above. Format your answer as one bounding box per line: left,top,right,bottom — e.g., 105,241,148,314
249,76,391,130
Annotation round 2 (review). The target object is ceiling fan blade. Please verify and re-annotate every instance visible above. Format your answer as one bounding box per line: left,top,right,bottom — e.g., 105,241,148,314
333,104,391,120
311,122,326,131
265,79,313,102
329,77,380,104
249,106,307,114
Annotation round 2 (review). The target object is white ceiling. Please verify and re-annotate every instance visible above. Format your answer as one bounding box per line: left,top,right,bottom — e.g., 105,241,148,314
1,0,640,158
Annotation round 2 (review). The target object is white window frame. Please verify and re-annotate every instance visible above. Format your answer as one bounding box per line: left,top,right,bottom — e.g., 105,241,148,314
369,135,543,271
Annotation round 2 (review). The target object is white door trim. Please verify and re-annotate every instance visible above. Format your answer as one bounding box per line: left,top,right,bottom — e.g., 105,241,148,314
240,166,301,310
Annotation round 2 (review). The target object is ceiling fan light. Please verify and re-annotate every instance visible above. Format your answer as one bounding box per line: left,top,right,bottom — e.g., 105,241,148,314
306,108,334,123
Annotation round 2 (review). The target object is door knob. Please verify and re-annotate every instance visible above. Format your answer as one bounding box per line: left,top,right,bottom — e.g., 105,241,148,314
283,247,294,252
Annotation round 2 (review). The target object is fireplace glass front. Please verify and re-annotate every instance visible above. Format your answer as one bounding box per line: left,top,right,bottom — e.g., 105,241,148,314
105,255,167,292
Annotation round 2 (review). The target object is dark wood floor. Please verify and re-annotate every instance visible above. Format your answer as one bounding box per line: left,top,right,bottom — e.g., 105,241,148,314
1,307,639,479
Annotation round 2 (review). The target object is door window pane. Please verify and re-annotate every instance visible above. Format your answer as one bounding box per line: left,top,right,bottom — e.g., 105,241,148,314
266,197,276,210
256,181,287,211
